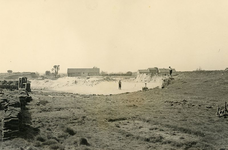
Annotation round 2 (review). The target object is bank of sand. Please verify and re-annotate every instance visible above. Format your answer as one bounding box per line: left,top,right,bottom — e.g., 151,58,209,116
30,75,165,95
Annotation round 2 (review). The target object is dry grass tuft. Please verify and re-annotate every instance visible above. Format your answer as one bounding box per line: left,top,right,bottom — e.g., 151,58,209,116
65,127,76,135
58,133,68,139
50,143,64,150
79,138,90,146
39,100,49,106
36,136,46,142
43,139,58,145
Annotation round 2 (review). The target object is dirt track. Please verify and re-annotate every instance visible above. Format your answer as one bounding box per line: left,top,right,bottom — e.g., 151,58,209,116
1,71,228,150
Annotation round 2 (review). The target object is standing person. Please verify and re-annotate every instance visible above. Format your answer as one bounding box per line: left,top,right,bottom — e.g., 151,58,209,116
118,80,122,90
169,66,173,77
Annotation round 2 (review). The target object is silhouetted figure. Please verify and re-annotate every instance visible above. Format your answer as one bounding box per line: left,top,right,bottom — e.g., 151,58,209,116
169,66,173,77
118,80,122,90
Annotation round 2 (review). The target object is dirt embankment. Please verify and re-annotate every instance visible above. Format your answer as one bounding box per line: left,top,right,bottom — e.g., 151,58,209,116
1,71,228,149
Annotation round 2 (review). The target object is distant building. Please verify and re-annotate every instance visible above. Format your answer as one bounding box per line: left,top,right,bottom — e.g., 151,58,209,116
148,67,159,75
45,71,51,76
158,68,170,75
138,67,159,75
138,67,176,76
67,67,100,77
158,68,176,75
138,69,151,75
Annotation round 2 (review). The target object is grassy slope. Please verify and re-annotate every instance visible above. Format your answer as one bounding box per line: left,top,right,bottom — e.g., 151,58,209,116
2,71,228,150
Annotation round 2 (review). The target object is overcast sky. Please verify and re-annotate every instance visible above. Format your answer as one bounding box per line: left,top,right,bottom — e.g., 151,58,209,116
0,0,228,73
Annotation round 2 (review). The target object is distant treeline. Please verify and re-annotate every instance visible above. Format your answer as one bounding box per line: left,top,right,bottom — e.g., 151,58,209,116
0,72,39,80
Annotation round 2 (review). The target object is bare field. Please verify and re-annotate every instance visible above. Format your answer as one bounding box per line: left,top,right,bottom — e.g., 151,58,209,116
1,71,228,150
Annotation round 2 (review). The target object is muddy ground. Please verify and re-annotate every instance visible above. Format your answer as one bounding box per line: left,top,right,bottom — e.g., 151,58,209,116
1,71,228,150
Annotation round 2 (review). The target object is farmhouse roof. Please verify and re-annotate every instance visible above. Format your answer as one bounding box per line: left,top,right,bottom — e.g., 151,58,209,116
148,67,158,71
67,68,100,73
138,69,150,73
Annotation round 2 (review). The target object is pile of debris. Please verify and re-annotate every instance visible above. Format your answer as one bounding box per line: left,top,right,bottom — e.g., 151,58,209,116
0,77,31,92
0,80,18,90
216,102,228,117
0,90,32,140
162,77,173,88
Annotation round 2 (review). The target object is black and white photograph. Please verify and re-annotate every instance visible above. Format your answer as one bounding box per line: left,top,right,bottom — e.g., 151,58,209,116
1,0,228,149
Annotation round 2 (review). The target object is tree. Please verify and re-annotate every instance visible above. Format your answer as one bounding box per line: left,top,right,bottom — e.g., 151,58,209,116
100,71,108,76
52,65,60,78
45,71,51,76
126,71,132,76
7,70,12,73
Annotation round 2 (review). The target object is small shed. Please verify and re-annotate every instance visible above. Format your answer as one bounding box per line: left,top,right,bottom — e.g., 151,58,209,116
148,67,159,75
158,68,170,75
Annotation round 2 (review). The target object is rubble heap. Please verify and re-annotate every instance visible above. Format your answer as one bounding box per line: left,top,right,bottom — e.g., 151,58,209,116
0,80,18,90
216,102,228,117
0,90,32,140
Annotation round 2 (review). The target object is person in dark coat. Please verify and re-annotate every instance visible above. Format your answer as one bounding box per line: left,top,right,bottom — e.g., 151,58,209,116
118,80,122,90
169,66,173,77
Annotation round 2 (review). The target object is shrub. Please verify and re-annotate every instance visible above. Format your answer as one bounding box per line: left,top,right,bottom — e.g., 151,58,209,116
65,127,76,135
39,100,48,106
195,67,204,71
50,144,64,150
43,139,58,145
58,133,68,139
36,136,46,142
34,141,42,147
